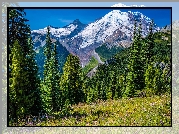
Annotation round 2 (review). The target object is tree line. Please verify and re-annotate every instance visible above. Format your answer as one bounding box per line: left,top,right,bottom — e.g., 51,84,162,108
83,21,171,103
8,9,171,125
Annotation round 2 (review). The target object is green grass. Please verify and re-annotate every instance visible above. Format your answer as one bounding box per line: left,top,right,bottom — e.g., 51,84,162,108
95,44,123,60
99,55,106,62
30,93,171,126
82,56,98,75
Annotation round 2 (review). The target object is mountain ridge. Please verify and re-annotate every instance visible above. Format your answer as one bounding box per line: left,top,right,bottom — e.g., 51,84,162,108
32,9,162,67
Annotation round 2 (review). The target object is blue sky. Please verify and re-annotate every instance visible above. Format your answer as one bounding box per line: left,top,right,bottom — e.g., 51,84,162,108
19,2,179,20
24,8,171,30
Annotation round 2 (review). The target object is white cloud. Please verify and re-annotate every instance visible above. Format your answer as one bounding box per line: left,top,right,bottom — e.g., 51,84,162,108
111,3,145,7
58,18,73,24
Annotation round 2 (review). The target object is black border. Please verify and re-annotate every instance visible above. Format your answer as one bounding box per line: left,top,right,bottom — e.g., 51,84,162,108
8,6,172,10
7,6,172,127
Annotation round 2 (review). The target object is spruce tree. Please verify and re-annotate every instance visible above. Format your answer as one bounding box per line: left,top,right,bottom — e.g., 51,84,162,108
95,64,107,100
9,9,31,79
8,9,32,119
124,21,144,97
41,26,54,113
124,22,137,98
9,9,43,123
9,9,31,54
50,42,61,112
141,20,155,67
60,54,84,106
144,20,171,96
26,37,42,116
144,62,156,96
147,20,155,62
9,40,34,122
118,74,125,98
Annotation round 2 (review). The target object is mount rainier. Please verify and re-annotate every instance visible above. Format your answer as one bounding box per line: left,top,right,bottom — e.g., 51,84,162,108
32,9,160,67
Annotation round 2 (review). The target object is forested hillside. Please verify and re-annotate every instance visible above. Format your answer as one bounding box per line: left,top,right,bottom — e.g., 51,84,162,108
35,40,69,78
8,9,171,126
95,43,124,61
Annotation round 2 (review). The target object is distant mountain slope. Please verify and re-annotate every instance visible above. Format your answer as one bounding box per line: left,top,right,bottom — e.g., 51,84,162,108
35,41,69,78
32,9,161,67
95,43,124,61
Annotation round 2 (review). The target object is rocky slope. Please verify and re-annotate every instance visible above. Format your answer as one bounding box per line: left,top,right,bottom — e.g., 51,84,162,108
32,9,160,67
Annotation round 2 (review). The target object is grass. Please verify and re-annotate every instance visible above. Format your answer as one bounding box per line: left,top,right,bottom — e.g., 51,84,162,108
15,93,171,126
95,44,123,60
99,55,106,62
82,56,98,75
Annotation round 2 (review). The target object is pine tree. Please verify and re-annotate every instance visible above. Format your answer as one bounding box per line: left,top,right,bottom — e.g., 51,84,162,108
43,26,53,78
143,20,170,96
9,9,31,54
9,9,31,79
44,26,52,61
41,26,54,113
118,74,125,98
8,9,32,119
144,62,156,96
26,37,42,116
95,64,107,100
146,63,170,96
147,20,155,62
60,54,84,106
124,21,144,97
50,42,61,112
9,9,43,123
9,40,34,122
141,20,155,66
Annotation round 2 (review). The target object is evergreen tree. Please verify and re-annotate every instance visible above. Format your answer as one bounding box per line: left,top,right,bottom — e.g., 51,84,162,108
95,64,107,100
141,20,155,67
44,26,52,60
124,21,144,97
9,9,31,79
107,70,115,99
60,54,84,106
85,77,98,103
41,26,62,113
118,74,125,98
9,9,42,123
144,62,156,96
50,42,61,112
9,40,34,122
147,20,155,62
145,62,170,96
26,37,42,116
41,26,53,113
144,21,171,96
9,9,31,54
9,9,32,119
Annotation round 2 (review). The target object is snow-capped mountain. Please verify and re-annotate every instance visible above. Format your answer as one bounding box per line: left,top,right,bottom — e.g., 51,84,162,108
31,19,87,49
32,24,77,37
71,10,155,49
32,9,160,66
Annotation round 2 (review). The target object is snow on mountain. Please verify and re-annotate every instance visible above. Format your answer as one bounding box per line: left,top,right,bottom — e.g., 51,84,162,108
32,24,77,37
72,10,156,49
75,10,129,48
32,9,161,66
31,19,86,49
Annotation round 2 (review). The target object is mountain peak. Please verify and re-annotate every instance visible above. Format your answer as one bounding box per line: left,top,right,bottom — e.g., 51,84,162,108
73,19,82,25
49,25,60,29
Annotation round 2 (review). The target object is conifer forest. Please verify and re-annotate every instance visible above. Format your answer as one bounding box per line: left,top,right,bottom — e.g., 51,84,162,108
8,8,171,126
